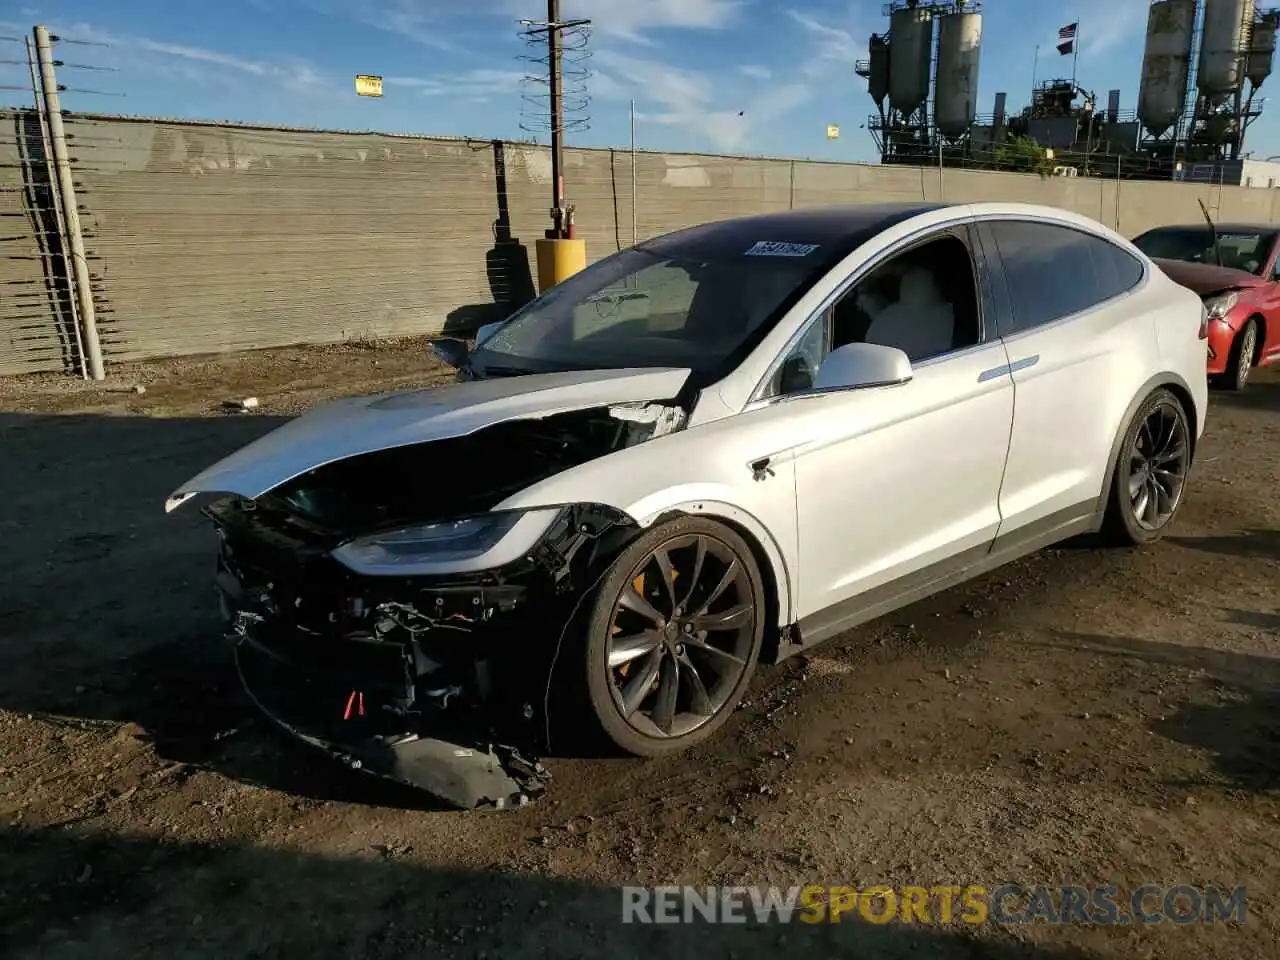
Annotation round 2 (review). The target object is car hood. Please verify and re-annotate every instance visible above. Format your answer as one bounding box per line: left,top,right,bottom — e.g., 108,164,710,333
1152,257,1266,295
165,366,692,511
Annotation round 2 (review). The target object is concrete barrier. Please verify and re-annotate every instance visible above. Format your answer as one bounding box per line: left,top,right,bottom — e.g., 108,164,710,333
3,109,1277,375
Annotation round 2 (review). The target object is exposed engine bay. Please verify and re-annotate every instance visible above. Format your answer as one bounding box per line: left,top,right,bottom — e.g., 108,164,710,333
209,402,684,810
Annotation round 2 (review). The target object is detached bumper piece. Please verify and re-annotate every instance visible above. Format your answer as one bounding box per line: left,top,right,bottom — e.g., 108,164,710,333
231,624,550,810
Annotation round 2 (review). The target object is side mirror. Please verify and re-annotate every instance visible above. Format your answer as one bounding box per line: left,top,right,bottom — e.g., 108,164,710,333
475,320,505,347
812,342,912,392
429,337,470,369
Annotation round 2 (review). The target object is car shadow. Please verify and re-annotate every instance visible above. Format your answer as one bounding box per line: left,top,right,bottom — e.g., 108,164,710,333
1166,528,1280,562
1211,376,1280,413
0,408,778,812
1223,608,1280,631
1033,629,1280,795
1154,688,1280,793
0,410,453,812
0,824,1105,959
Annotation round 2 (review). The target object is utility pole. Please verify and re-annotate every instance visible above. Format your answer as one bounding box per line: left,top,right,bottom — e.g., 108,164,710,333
629,98,636,247
25,34,86,379
526,3,590,292
547,0,566,239
34,24,104,380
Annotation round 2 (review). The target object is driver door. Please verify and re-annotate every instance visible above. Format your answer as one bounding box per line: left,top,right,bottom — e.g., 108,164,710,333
760,226,1015,641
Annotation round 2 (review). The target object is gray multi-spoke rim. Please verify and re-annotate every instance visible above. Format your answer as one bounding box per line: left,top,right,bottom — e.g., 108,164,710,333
606,534,756,739
1237,324,1256,389
1128,401,1189,532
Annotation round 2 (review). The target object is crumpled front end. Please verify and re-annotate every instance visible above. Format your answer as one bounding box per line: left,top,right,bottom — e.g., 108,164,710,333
192,401,685,810
213,492,630,810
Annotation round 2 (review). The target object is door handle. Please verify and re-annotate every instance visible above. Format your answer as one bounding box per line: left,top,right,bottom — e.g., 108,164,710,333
977,363,1010,383
1008,354,1040,373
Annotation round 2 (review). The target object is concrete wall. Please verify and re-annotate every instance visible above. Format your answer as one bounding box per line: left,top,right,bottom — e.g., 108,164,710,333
0,111,82,376
5,108,1280,376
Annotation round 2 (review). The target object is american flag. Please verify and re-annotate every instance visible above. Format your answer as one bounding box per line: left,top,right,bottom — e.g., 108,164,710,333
1057,21,1078,54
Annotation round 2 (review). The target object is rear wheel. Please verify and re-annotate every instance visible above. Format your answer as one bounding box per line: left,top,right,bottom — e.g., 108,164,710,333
1101,388,1192,546
1217,318,1257,392
580,516,766,757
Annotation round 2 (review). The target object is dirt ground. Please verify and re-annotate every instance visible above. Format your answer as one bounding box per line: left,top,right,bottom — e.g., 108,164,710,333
1,339,1277,960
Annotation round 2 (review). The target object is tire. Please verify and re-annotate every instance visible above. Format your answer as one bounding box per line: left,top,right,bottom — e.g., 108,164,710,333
1101,388,1193,546
578,515,766,757
1218,318,1258,393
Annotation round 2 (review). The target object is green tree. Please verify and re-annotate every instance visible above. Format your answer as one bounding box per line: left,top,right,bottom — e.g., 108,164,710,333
994,136,1054,176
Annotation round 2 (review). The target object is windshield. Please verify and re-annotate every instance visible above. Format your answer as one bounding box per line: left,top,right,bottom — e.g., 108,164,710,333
471,246,822,376
1132,227,1274,275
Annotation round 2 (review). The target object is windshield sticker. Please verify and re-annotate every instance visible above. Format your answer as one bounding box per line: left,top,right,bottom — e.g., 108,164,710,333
744,241,819,257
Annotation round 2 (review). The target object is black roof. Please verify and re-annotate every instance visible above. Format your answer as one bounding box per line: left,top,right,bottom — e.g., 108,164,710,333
1139,221,1278,234
640,202,955,259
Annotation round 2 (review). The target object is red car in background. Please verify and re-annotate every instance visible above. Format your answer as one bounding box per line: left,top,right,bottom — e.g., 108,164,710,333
1132,222,1280,391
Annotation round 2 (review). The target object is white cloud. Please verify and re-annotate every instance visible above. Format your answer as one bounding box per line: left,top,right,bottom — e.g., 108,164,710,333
135,40,269,76
38,22,337,99
786,8,865,78
361,0,459,51
594,49,810,151
385,68,525,102
553,0,742,42
1077,0,1150,58
332,0,739,50
739,65,772,80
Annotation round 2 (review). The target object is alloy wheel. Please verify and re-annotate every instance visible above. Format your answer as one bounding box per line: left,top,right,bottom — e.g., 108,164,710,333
605,533,756,739
1127,401,1190,532
1236,323,1256,390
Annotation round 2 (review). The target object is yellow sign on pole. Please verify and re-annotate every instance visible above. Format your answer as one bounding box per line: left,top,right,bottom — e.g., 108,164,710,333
355,74,383,97
826,124,840,140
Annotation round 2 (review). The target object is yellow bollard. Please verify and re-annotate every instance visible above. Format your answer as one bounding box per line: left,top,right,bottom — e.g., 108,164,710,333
535,238,587,293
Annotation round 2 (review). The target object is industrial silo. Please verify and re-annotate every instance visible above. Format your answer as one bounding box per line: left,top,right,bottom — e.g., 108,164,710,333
888,5,934,116
1246,13,1277,88
935,9,983,139
1198,0,1256,103
1138,0,1196,138
868,34,890,107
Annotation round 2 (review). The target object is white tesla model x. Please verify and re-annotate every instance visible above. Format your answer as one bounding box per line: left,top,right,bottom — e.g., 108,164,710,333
167,202,1209,809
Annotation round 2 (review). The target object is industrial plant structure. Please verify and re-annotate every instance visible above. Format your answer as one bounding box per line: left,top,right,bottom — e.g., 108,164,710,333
855,0,1279,181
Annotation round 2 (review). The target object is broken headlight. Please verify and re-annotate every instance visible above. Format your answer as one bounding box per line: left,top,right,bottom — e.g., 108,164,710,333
331,509,561,576
1202,291,1240,321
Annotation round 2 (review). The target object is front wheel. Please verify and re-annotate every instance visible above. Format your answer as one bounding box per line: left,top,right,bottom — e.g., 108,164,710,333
1216,318,1257,392
1101,388,1192,546
580,516,766,757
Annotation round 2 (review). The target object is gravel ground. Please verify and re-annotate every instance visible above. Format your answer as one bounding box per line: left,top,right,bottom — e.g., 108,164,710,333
1,338,1277,960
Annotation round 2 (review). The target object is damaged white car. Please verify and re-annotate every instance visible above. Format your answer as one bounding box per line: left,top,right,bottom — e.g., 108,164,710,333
167,202,1208,810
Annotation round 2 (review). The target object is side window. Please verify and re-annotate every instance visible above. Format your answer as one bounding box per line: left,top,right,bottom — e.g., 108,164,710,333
762,232,981,397
1098,241,1145,296
987,221,1143,336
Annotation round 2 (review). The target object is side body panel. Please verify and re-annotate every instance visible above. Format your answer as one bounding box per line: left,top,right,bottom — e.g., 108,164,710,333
493,403,804,627
975,215,1173,540
788,340,1014,621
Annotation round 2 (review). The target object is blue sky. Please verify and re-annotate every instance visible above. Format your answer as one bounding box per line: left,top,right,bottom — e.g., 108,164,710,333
2,0,1277,162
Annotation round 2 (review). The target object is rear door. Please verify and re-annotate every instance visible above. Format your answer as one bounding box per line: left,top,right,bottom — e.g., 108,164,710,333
976,217,1150,544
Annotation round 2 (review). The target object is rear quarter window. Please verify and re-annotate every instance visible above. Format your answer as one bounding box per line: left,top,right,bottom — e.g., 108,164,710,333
987,220,1145,336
